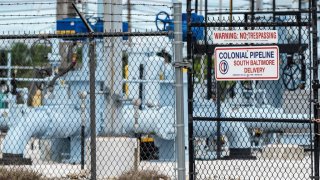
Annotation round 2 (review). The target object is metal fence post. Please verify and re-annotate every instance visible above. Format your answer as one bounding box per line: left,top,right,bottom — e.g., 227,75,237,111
186,0,195,179
71,3,97,179
89,39,97,180
173,1,186,180
311,0,319,178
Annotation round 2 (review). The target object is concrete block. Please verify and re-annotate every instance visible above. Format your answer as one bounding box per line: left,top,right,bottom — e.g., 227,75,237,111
86,137,139,179
260,143,304,160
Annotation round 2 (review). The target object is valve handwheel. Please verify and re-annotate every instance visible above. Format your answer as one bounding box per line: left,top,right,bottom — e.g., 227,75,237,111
282,63,301,91
155,11,171,31
241,81,254,91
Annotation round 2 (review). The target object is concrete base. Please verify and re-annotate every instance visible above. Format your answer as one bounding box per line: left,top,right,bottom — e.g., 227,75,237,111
86,137,139,179
0,137,38,164
25,138,42,161
259,143,304,160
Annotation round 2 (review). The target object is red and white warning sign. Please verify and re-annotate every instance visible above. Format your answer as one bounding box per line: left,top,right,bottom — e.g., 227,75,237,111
215,46,279,81
212,30,278,44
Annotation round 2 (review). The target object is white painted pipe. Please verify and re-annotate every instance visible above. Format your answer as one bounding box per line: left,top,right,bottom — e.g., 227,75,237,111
122,106,175,140
2,104,176,155
2,105,84,154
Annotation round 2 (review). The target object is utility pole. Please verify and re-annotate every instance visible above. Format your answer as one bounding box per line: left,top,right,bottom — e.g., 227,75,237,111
103,0,123,135
127,0,132,45
56,0,77,68
56,0,76,20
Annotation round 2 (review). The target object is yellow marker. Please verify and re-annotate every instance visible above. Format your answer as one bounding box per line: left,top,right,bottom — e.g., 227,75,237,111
159,71,164,80
141,137,154,143
56,30,76,35
32,89,42,107
60,80,65,86
182,68,188,73
124,65,129,97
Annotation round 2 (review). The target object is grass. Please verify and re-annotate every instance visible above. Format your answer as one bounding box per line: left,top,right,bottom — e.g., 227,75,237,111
0,168,43,180
118,170,169,180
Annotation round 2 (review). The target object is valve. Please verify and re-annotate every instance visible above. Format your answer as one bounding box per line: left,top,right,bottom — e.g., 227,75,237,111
155,11,172,31
282,64,301,91
282,54,301,91
155,11,204,41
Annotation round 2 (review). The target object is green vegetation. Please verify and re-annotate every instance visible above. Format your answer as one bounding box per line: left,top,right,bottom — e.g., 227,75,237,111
11,42,31,66
30,44,51,66
0,42,51,88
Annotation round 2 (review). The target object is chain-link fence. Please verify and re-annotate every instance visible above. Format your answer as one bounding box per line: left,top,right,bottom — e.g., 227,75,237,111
188,2,317,179
0,0,319,179
0,31,179,179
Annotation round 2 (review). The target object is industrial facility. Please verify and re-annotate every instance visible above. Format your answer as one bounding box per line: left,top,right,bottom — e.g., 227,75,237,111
0,0,317,179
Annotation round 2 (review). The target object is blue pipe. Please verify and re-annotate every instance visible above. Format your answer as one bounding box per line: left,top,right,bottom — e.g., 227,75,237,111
122,106,175,140
2,103,177,155
192,100,311,149
2,105,85,154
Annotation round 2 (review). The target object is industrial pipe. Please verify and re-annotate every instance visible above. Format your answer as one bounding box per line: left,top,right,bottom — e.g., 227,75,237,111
122,106,175,140
2,105,85,155
2,103,176,157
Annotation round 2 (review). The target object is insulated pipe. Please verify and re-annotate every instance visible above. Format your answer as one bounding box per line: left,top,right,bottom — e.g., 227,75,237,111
144,56,162,107
2,91,29,129
122,106,175,140
2,103,312,155
192,118,309,149
103,0,123,135
222,122,251,148
2,104,176,155
227,106,311,131
192,100,311,149
2,108,48,154
2,106,84,155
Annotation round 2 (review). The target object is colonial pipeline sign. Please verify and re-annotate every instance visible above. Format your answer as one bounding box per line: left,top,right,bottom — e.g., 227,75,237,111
214,46,279,81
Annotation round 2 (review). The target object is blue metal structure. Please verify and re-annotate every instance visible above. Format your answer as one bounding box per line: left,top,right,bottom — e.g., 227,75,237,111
155,11,204,41
56,18,129,40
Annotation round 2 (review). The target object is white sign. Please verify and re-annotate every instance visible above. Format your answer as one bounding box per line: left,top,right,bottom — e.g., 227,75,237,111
215,46,279,81
212,30,278,44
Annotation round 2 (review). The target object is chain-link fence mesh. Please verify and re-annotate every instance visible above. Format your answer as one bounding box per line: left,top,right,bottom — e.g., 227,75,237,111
0,32,177,179
0,1,318,179
189,6,315,180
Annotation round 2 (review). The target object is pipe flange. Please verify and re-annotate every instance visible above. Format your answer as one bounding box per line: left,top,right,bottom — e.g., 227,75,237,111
111,93,123,107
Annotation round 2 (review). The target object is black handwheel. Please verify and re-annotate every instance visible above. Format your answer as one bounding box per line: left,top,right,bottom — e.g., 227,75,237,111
241,81,254,91
282,63,301,91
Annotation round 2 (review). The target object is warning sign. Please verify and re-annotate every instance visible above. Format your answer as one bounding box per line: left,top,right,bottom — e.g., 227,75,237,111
215,46,279,81
212,30,278,44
